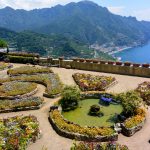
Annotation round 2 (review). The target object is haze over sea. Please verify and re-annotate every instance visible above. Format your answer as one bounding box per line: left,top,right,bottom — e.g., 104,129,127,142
115,42,150,64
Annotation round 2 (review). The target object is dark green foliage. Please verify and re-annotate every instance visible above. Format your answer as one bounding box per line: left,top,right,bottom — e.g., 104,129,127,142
60,85,80,111
7,55,35,64
89,104,103,117
115,91,143,116
0,28,115,60
0,39,7,48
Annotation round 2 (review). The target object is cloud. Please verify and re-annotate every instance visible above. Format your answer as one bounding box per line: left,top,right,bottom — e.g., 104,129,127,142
132,9,150,21
107,6,125,15
0,0,79,10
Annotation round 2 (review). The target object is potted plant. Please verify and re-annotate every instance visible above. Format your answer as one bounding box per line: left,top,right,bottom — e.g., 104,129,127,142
124,62,131,66
142,64,149,68
100,60,106,64
108,61,114,65
92,59,99,63
133,63,141,67
116,62,122,66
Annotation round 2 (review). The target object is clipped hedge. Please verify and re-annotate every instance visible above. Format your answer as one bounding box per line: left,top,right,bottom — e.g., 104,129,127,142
7,66,53,76
7,55,35,64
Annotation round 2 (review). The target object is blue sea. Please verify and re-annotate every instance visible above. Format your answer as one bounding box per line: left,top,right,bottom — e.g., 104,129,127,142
115,42,150,63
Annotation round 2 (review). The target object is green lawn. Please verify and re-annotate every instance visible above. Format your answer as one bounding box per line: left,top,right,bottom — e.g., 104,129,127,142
62,99,123,127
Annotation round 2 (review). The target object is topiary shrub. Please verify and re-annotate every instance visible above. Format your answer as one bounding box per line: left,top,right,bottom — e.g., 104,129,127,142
60,85,80,111
89,104,103,117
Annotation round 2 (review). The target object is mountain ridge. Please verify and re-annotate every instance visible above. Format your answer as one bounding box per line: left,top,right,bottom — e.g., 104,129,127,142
0,1,150,49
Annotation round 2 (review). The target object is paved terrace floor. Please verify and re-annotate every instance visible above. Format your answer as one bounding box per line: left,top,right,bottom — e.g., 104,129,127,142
0,64,150,150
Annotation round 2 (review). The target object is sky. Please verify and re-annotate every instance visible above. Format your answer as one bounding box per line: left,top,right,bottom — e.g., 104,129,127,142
0,0,150,21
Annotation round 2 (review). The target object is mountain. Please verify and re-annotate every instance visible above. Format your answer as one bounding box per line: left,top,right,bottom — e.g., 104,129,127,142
0,27,115,60
0,1,150,47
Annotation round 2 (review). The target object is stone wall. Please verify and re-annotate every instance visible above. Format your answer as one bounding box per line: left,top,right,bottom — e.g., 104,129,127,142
52,59,150,78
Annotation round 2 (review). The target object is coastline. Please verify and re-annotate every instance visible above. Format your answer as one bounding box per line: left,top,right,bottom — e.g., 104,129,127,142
108,46,132,55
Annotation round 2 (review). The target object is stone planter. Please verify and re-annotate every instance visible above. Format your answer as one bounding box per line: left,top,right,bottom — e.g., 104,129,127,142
121,119,146,137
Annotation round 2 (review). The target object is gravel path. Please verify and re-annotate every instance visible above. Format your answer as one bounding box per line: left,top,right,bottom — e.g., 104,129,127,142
0,64,150,150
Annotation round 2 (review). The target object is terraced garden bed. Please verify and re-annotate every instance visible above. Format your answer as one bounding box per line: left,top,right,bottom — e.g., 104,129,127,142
7,66,53,76
71,141,129,150
0,115,40,150
73,73,116,91
0,73,63,97
0,97,43,113
0,81,37,98
136,81,150,105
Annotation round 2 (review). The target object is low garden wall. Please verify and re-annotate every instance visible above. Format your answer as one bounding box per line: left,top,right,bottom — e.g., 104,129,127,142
58,59,150,78
49,106,118,142
2,52,150,77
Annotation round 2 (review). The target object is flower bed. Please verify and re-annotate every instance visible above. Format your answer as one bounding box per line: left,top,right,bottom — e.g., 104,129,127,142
0,62,12,71
136,81,150,105
121,108,146,136
7,66,53,76
0,73,63,97
49,106,118,142
0,115,40,149
0,81,37,97
73,73,116,91
0,97,43,113
71,141,129,150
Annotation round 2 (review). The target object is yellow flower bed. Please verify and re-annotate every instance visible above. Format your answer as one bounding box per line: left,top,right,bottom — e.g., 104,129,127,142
124,108,146,129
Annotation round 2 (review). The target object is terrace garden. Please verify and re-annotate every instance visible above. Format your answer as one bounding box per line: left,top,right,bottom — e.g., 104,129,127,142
50,84,146,141
72,73,116,91
0,63,149,149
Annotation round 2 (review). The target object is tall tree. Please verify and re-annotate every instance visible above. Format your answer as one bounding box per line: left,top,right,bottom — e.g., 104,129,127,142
0,39,9,53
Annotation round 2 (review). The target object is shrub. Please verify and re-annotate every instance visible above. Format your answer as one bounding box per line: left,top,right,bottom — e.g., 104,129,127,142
89,105,103,117
60,85,80,111
115,91,143,116
7,55,35,64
